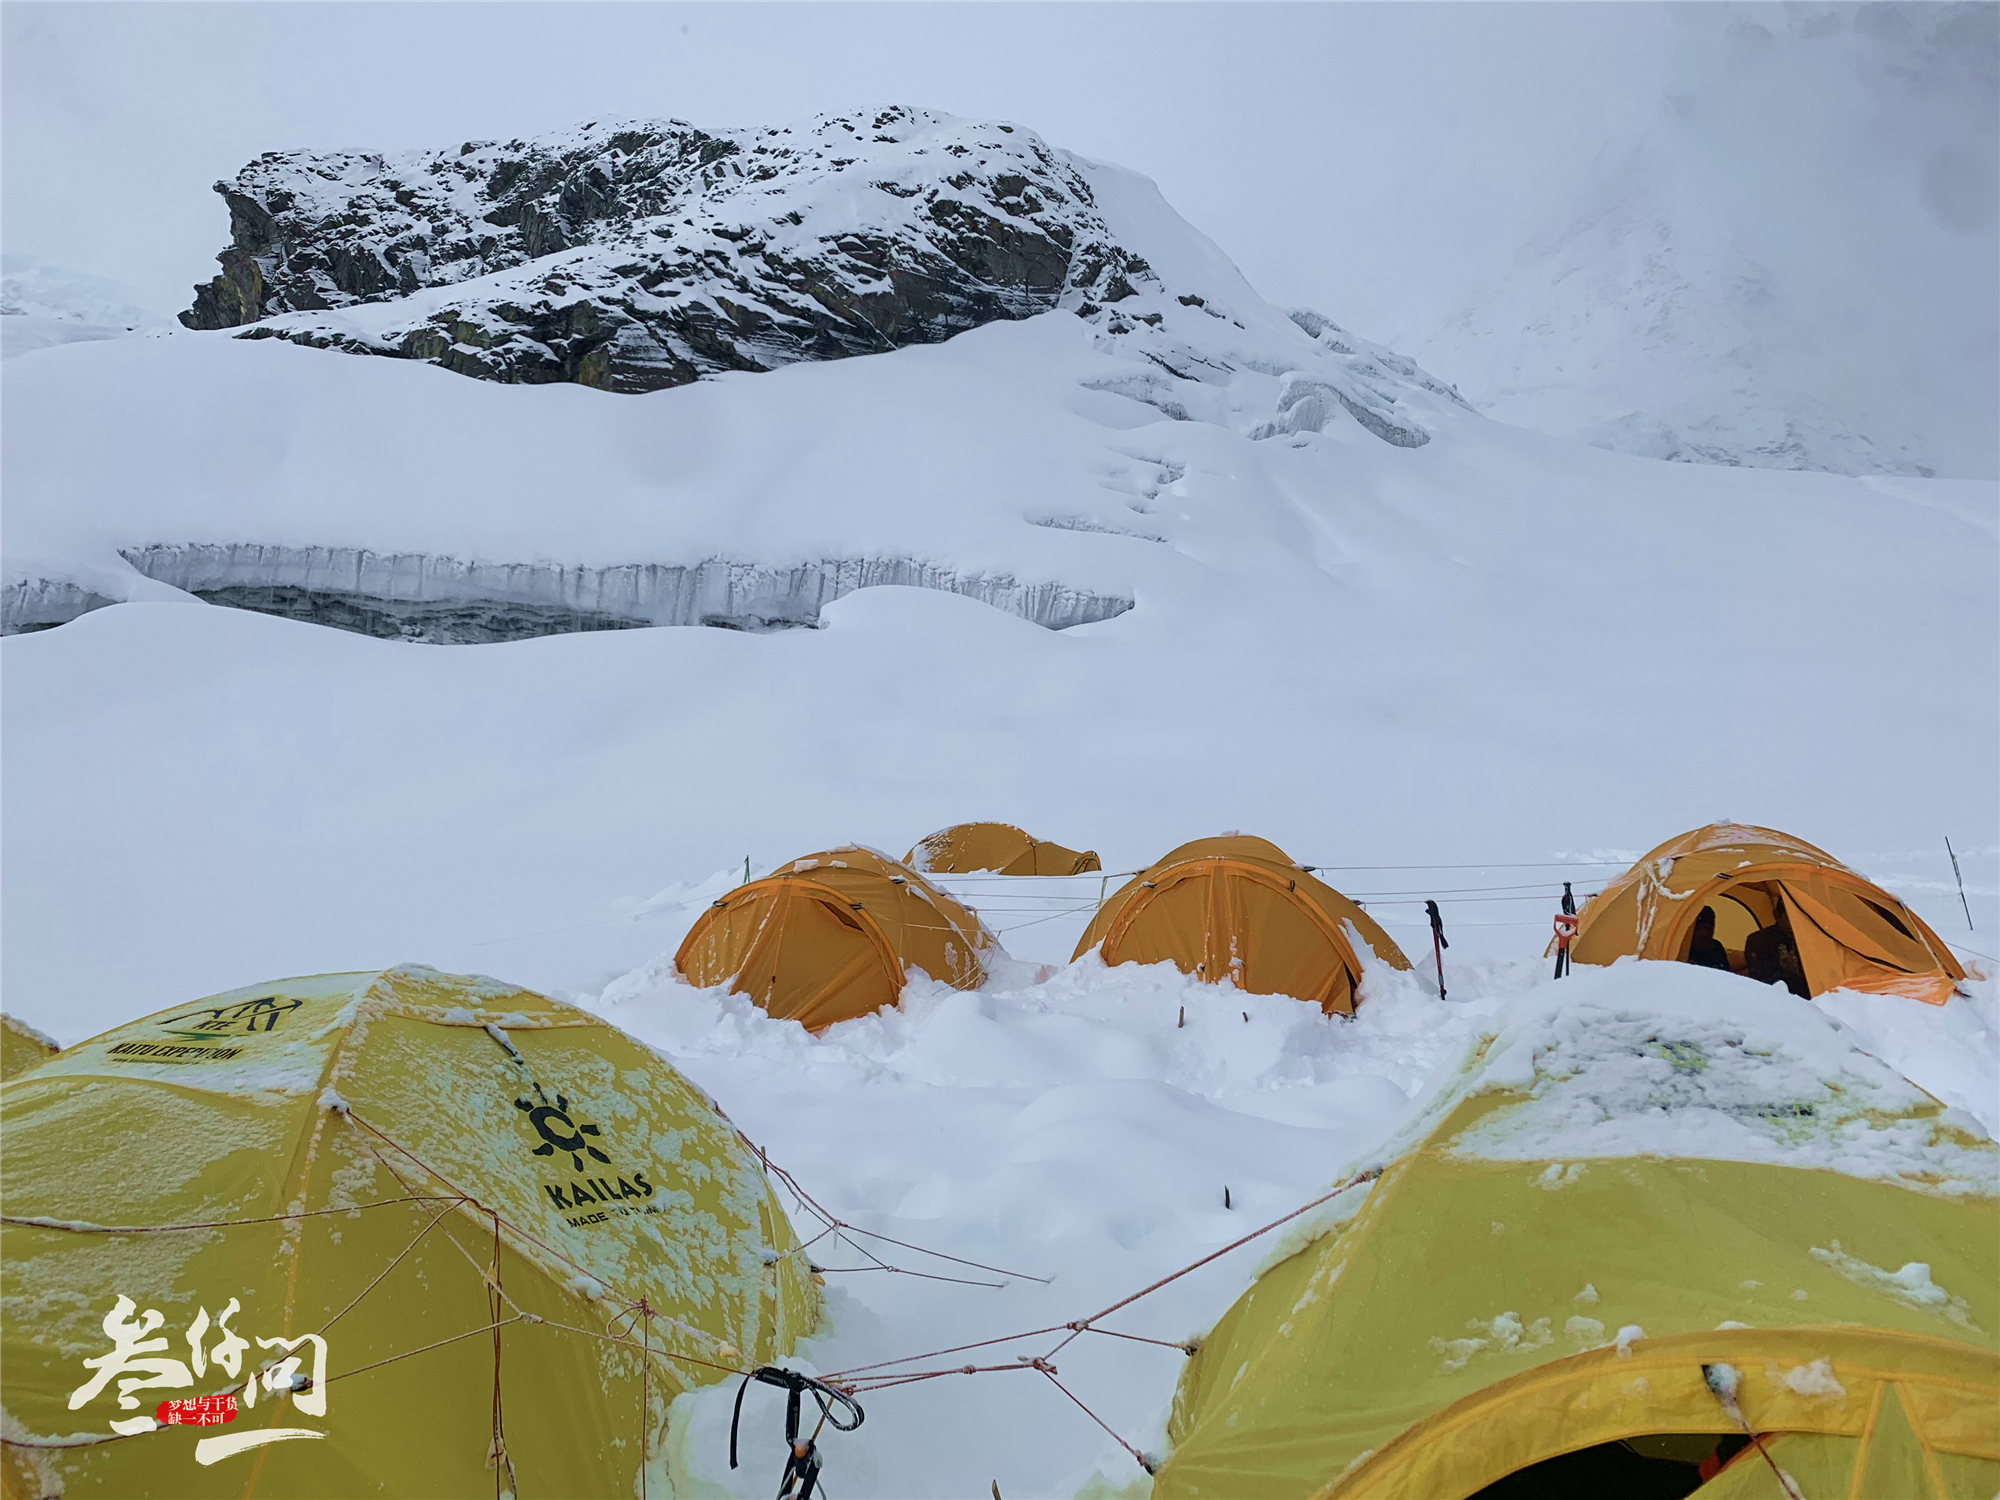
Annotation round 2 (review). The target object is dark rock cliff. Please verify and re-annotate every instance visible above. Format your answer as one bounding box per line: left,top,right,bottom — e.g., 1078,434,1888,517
180,106,1152,392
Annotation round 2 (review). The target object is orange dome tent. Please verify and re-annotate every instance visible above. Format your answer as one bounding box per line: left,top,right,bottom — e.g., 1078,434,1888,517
1568,823,1968,1004
675,847,993,1031
906,822,1101,876
1072,835,1410,1016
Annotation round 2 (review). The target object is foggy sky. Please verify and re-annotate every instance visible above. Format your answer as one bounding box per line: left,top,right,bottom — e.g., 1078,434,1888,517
3,2,1673,344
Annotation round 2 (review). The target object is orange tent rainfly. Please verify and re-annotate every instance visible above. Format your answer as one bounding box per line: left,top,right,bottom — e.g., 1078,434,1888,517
1072,835,1410,1016
1569,823,1968,1005
905,822,1102,876
675,847,994,1032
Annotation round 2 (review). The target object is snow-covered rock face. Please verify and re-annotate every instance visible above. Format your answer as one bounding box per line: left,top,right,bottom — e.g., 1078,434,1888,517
178,106,1155,393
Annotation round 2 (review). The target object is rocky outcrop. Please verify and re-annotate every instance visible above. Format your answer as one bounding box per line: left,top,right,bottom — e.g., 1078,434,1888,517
180,107,1151,393
108,544,1132,643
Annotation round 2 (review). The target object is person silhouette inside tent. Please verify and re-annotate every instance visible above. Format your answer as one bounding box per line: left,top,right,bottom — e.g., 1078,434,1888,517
1685,906,1731,972
1742,893,1810,998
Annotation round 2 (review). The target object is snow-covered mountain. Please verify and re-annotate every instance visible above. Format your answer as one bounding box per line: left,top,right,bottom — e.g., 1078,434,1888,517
0,253,165,359
177,104,1461,424
1418,2,1998,479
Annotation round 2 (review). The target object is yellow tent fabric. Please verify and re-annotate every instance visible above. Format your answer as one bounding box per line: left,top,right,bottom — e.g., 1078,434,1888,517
0,1011,59,1081
676,846,993,1032
1072,835,1410,1016
1568,824,1967,1005
906,822,1102,876
1155,985,1999,1500
0,965,820,1500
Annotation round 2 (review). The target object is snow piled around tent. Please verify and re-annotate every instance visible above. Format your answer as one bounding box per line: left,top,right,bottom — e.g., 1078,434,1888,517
583,931,1995,1498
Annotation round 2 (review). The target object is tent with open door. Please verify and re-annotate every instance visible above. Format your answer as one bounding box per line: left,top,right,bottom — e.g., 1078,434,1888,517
1154,971,2000,1500
0,1012,59,1081
0,965,820,1500
675,846,993,1031
906,822,1101,876
1567,824,1967,1004
1071,835,1409,1016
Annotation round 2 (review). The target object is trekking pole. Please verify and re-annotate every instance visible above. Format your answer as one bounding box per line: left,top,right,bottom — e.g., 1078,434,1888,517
1552,882,1578,980
1424,899,1448,1000
1946,837,1974,930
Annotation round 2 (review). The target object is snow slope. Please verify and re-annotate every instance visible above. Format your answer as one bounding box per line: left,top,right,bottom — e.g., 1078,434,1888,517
3,103,1996,1500
4,306,1993,1029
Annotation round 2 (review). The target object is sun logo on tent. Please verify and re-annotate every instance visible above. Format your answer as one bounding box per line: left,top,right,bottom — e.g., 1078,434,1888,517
514,1093,610,1171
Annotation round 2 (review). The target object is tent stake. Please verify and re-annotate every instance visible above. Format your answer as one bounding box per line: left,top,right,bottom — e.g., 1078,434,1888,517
1947,837,1974,930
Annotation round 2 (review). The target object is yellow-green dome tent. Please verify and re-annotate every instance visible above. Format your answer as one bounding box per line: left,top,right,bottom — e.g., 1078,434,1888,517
1,965,820,1500
0,1011,58,1081
1155,972,1998,1499
906,822,1102,876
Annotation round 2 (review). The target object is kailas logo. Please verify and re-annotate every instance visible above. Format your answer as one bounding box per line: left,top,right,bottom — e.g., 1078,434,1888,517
514,1087,610,1171
507,1077,657,1225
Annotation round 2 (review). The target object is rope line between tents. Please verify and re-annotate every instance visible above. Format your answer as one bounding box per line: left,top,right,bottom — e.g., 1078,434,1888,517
0,1195,466,1235
824,1162,1381,1382
743,1131,1049,1285
1038,1365,1157,1474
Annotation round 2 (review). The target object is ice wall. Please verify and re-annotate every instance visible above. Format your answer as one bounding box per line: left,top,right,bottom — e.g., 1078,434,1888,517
0,544,1132,642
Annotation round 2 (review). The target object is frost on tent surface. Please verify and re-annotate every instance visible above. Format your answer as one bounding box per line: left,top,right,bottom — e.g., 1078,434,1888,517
1,964,817,1435
1424,983,1998,1194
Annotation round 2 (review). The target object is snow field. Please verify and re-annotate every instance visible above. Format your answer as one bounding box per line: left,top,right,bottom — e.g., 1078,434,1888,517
4,313,1992,1039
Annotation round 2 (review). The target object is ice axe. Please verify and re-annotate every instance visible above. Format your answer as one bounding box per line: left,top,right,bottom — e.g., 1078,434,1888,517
1424,899,1448,1000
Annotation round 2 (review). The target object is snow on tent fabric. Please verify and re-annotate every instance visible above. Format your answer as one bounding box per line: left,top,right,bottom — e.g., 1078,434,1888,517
674,846,992,1032
1153,980,2000,1500
1567,824,1967,1005
0,1012,58,1081
0,965,820,1500
1072,835,1410,1016
905,822,1102,876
